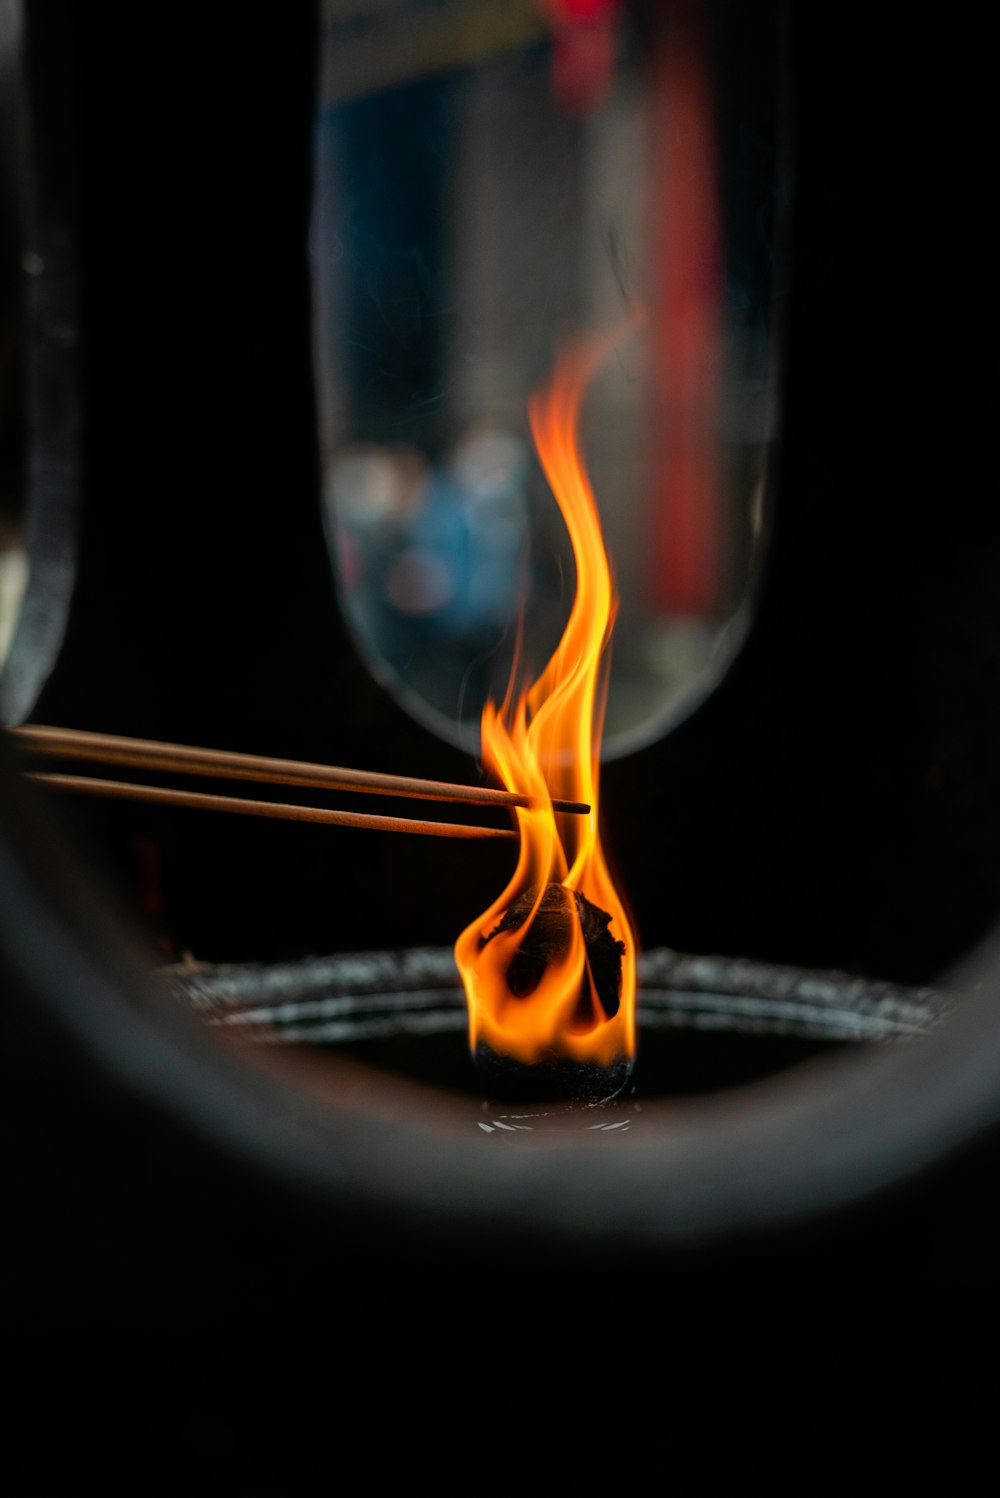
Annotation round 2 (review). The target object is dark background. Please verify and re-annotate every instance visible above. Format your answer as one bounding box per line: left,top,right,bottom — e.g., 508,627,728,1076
4,2,1000,1488
8,2,1000,990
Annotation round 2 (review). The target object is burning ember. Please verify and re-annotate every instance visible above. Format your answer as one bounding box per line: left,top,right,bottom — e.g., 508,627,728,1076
455,338,637,1098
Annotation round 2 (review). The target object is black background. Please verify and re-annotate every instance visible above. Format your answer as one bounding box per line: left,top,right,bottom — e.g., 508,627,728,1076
5,2,1000,1489
19,2,1000,988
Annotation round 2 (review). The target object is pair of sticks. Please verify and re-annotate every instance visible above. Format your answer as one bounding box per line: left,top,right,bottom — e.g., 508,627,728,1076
10,724,589,841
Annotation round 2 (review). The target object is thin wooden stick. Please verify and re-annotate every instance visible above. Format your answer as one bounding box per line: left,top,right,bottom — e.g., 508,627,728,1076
28,773,519,841
11,725,589,816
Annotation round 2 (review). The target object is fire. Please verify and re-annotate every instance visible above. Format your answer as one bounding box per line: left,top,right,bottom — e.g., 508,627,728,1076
455,338,636,1074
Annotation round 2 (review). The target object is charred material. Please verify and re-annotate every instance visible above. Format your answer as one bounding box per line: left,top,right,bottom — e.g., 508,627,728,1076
482,882,625,1018
472,1041,632,1103
476,882,629,1100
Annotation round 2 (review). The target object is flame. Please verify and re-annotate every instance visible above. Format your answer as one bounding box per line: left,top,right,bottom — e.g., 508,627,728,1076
455,338,636,1068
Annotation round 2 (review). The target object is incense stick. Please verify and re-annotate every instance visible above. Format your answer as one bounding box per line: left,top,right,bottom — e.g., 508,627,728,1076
11,725,589,816
29,773,519,841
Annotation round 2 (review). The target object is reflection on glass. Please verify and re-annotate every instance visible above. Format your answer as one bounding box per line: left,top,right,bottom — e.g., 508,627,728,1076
313,0,780,753
0,0,26,677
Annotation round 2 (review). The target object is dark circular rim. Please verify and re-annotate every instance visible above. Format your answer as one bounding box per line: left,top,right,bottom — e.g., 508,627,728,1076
5,748,1000,1253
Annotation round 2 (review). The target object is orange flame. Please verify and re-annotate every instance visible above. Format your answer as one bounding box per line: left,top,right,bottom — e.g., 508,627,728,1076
455,338,636,1068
